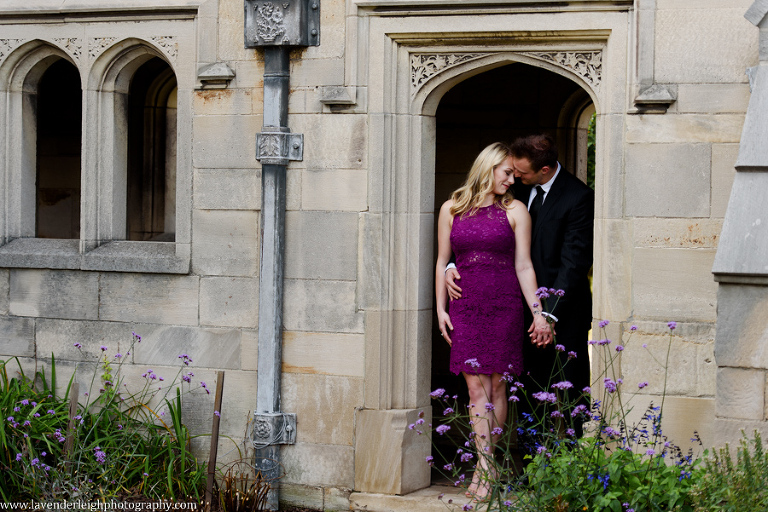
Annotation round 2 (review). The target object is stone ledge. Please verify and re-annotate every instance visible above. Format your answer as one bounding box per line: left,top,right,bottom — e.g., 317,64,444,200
0,239,190,274
350,484,471,512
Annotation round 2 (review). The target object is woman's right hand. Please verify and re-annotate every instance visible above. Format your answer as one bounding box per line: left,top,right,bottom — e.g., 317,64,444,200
437,310,454,345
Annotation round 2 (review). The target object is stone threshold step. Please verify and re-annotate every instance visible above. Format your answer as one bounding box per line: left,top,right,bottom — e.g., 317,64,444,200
350,484,477,512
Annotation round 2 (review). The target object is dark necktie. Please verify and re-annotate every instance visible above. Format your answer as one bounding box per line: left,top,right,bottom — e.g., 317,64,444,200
529,186,544,226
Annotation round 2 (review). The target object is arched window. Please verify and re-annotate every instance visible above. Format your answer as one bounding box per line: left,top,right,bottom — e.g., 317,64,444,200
35,58,82,239
126,57,177,241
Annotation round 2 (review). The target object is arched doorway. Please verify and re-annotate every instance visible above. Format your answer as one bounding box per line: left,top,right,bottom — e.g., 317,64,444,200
429,62,596,479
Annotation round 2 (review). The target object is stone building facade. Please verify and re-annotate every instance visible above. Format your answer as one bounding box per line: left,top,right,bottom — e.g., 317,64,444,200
0,0,765,509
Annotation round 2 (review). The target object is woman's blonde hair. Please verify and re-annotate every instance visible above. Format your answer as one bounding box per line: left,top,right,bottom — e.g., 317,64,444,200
450,142,514,217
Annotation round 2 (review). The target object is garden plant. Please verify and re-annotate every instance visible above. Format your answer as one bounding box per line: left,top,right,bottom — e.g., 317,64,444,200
418,288,766,512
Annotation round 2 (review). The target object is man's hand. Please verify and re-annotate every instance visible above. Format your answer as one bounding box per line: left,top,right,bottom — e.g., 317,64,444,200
446,268,463,300
437,310,453,345
528,316,554,347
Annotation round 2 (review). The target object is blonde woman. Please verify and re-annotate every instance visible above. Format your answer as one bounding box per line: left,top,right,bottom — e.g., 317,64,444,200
435,142,551,500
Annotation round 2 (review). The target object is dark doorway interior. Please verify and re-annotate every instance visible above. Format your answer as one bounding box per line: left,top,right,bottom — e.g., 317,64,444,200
430,62,594,479
36,59,82,239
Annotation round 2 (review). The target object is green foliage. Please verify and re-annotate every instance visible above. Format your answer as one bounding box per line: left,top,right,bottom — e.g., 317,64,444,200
690,431,768,511
0,333,207,502
422,318,707,512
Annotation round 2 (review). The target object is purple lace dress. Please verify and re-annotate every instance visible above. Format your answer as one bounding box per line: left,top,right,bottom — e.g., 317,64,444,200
448,203,524,376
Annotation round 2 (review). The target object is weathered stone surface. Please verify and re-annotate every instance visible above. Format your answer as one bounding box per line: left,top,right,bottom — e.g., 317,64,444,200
622,394,715,452
0,269,9,315
301,169,368,211
283,279,363,333
676,84,750,114
281,442,355,487
284,211,358,280
324,487,352,512
710,143,738,218
36,319,131,362
10,269,99,320
716,367,765,420
354,408,431,495
625,115,745,144
181,369,257,439
715,284,768,369
130,325,241,369
279,484,324,511
283,331,364,377
0,317,34,358
199,277,258,328
99,274,199,326
290,58,345,88
291,114,366,170
713,417,768,452
350,484,470,512
596,113,626,220
632,248,717,322
625,143,710,218
633,218,723,248
192,114,261,169
592,219,632,320
241,328,258,371
194,168,260,210
192,210,260,277
282,373,363,445
655,8,757,83
193,88,253,116
621,331,704,397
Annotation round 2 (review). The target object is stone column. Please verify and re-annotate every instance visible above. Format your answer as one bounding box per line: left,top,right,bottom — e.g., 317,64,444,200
711,1,768,447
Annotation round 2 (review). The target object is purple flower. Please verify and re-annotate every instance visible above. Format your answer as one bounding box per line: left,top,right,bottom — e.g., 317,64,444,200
491,427,503,435
425,455,434,466
551,381,573,390
15,453,22,462
214,410,221,418
572,404,588,417
21,399,29,406
443,463,453,470
646,449,655,456
100,345,108,352
13,407,19,412
73,342,82,349
582,386,591,393
550,410,563,418
436,425,451,435
532,391,557,403
114,353,122,359
30,458,39,467
504,501,513,507
464,358,481,368
630,325,638,331
178,354,193,365
94,446,107,464
462,504,473,511
460,452,474,462
597,338,611,346
638,381,649,389
47,409,55,415
598,320,610,328
532,302,539,308
535,287,550,299
668,321,677,330
484,402,495,411
41,451,46,457
615,345,624,352
568,351,577,359
182,374,191,383
7,416,14,422
555,344,565,352
200,381,207,388
566,428,575,436
508,395,519,402
430,388,445,398
604,378,618,393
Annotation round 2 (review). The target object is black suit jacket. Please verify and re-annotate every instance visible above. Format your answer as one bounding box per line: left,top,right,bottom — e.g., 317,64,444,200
515,167,594,392
516,169,594,328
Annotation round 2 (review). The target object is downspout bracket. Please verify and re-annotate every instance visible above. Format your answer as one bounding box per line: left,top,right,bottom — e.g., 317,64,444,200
252,412,298,448
256,129,304,165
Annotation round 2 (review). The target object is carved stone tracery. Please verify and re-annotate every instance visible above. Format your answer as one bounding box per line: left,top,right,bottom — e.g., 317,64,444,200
54,38,83,61
410,50,603,95
0,39,23,63
522,51,602,88
150,36,178,59
89,37,118,59
411,53,485,91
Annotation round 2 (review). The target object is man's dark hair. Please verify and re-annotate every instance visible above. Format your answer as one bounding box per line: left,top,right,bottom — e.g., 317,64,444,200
510,134,558,171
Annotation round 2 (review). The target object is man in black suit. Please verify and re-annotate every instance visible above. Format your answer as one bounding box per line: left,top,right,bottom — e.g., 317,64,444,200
508,135,593,414
446,134,593,429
